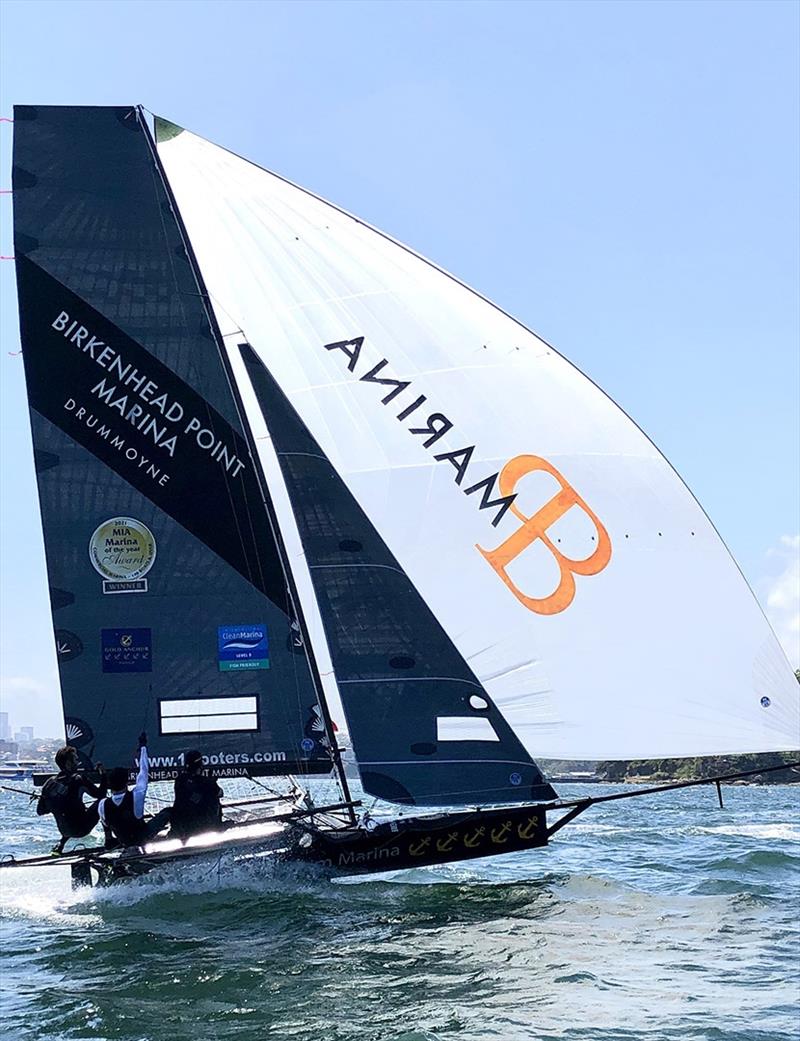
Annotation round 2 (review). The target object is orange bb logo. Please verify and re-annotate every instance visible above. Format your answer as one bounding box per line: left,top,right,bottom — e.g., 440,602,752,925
477,455,611,615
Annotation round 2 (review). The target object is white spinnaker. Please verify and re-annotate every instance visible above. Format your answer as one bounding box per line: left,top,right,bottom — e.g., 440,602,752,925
158,125,799,761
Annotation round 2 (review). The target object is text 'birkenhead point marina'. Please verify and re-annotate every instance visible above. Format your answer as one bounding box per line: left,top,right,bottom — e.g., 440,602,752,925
52,309,245,474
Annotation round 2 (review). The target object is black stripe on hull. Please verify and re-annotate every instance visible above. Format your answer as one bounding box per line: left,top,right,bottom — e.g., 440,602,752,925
291,803,549,874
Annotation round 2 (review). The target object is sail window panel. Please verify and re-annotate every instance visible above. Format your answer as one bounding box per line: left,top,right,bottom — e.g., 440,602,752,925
161,714,258,735
160,697,258,734
161,697,258,717
437,717,500,742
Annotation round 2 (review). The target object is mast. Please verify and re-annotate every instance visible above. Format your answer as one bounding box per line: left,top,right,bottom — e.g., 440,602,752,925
136,108,354,816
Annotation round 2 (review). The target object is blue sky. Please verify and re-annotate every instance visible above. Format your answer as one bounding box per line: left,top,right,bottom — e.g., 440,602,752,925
0,0,798,736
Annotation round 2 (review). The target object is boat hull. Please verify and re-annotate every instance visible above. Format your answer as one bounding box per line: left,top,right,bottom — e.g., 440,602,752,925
3,804,549,887
291,804,549,874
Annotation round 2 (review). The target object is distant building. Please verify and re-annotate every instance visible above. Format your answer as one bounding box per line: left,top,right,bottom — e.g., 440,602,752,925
0,712,9,740
13,727,34,744
0,739,18,755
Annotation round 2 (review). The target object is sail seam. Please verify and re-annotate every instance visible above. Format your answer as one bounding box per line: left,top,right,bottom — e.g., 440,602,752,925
278,450,329,464
309,563,406,576
340,676,485,691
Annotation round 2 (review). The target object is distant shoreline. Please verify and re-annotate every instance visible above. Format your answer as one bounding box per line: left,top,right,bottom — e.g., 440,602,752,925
543,752,800,786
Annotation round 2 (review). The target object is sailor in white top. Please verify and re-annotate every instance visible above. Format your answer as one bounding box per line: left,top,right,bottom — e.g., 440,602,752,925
99,735,171,847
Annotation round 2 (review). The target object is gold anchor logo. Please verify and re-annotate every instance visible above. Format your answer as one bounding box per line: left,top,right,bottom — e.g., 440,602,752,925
491,821,512,844
436,832,459,853
409,836,431,857
517,816,539,840
463,826,485,848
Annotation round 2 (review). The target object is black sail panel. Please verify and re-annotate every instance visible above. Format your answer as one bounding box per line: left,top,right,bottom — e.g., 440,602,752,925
240,345,556,807
12,105,331,778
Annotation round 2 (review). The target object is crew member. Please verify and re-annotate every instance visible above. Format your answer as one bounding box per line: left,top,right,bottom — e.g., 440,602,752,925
170,750,223,841
99,733,171,848
37,745,108,854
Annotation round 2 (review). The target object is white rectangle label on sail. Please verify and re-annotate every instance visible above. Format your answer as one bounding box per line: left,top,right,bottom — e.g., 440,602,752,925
159,696,258,734
436,717,500,742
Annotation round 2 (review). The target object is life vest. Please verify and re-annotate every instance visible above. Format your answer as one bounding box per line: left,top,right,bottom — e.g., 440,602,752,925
171,774,222,839
39,774,85,831
40,775,71,815
102,791,148,846
38,773,102,838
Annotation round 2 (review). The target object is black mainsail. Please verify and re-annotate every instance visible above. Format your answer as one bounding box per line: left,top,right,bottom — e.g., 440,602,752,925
12,106,335,779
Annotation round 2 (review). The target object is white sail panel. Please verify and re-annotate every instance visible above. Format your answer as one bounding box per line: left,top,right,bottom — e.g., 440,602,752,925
157,125,799,761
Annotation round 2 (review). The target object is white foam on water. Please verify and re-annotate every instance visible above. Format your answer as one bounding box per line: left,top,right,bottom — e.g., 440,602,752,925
75,847,333,911
564,822,630,835
0,866,102,925
693,823,800,841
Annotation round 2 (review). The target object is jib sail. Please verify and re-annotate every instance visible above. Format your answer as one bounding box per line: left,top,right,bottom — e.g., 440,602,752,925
12,106,334,779
238,344,557,807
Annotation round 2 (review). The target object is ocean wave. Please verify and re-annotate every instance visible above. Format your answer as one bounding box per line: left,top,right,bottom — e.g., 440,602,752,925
699,849,800,871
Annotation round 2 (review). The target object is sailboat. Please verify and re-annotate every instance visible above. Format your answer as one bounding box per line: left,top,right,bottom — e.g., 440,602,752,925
2,105,797,886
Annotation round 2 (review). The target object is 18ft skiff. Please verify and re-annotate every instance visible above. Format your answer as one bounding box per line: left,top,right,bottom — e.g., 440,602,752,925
3,106,797,885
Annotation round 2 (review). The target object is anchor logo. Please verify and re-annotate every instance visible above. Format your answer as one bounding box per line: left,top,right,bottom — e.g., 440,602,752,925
491,821,513,844
463,826,485,848
436,832,459,853
517,816,539,840
409,837,431,857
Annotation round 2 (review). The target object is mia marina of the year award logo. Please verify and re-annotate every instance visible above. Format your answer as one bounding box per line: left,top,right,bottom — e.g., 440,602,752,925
89,517,156,594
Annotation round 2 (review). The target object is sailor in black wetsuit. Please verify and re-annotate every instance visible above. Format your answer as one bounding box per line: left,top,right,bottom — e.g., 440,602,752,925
98,733,171,848
37,745,108,854
170,750,223,841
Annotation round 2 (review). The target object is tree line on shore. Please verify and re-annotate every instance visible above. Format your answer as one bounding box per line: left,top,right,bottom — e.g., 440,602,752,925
594,751,799,783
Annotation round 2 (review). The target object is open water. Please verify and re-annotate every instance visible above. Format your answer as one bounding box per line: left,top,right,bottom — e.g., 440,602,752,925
1,782,798,1041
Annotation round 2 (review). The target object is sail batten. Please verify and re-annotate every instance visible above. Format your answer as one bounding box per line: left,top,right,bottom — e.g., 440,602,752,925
155,122,799,763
